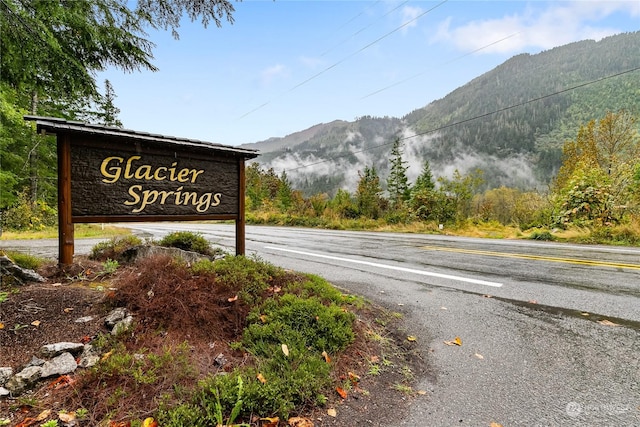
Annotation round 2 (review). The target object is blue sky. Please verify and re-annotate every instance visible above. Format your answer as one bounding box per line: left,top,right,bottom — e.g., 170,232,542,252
99,1,640,147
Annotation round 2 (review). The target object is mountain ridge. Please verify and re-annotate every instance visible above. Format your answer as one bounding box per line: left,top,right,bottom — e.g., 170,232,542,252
242,31,640,196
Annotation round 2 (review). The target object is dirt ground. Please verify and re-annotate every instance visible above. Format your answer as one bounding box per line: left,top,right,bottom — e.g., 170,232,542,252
0,257,429,426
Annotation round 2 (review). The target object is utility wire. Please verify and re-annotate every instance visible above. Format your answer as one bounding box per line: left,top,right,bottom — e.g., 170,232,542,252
361,31,521,99
238,0,448,120
286,66,640,172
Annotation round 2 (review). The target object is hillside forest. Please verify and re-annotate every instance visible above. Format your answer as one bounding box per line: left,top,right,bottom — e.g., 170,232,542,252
1,2,639,243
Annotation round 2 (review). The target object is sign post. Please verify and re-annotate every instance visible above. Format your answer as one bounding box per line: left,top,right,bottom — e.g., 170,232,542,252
26,116,259,265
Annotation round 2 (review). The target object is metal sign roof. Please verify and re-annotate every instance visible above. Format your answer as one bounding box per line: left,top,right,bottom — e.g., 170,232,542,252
24,115,259,159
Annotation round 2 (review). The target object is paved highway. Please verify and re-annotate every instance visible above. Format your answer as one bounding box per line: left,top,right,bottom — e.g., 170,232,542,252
3,223,639,426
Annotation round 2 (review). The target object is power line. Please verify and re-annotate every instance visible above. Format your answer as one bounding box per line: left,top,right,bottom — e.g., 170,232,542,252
238,0,448,120
361,31,521,100
285,66,640,173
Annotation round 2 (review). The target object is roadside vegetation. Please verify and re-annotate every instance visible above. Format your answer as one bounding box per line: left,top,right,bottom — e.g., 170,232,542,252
1,232,416,426
244,111,640,246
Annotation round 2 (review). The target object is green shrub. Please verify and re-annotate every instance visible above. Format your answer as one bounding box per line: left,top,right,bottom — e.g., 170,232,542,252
90,235,143,261
528,230,555,241
4,251,44,270
212,255,282,303
1,192,57,231
157,231,213,256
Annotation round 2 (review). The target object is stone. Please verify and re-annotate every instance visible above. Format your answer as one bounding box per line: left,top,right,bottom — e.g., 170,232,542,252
214,353,228,367
111,315,134,335
74,315,95,323
0,367,13,386
0,255,46,284
0,387,9,397
78,344,100,368
105,307,129,328
27,356,46,367
5,366,42,394
40,352,77,378
41,342,85,358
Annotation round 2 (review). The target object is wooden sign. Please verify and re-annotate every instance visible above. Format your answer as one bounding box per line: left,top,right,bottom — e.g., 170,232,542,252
24,116,258,264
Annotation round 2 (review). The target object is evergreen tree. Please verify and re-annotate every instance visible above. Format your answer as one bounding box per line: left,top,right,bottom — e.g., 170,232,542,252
356,166,384,219
412,160,436,193
386,138,410,208
98,80,123,127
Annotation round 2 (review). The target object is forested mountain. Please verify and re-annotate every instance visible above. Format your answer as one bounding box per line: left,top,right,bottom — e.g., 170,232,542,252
244,31,640,196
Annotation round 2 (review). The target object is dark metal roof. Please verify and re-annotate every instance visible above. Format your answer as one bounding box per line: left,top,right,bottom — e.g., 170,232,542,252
24,115,259,159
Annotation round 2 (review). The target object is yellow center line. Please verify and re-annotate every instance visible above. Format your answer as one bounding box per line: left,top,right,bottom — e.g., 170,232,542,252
420,245,640,270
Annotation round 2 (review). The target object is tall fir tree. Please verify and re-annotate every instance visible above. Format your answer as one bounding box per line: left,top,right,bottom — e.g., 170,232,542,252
386,138,410,208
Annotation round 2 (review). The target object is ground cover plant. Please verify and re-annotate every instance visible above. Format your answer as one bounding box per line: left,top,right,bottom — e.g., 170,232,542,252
1,233,423,426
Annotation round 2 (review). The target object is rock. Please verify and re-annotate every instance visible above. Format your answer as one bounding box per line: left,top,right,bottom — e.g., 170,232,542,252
5,366,42,394
75,315,95,323
111,315,134,335
0,387,9,397
0,255,46,284
27,356,46,367
105,307,129,327
0,367,13,386
40,352,77,378
214,353,228,367
78,344,100,368
41,342,85,358
122,244,211,264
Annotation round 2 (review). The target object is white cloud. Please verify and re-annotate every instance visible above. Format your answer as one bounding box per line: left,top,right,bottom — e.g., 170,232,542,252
260,64,289,86
401,5,423,34
431,1,639,54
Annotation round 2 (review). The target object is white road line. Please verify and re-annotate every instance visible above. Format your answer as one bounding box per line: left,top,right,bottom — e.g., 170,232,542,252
265,245,504,288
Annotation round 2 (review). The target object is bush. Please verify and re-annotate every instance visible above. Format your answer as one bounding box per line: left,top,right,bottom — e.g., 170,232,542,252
157,231,213,256
1,192,57,231
90,235,143,261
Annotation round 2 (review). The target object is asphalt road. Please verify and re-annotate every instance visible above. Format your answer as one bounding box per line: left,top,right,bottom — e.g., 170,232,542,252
3,224,639,426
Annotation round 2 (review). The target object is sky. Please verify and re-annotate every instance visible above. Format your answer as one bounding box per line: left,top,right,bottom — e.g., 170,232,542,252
98,0,640,147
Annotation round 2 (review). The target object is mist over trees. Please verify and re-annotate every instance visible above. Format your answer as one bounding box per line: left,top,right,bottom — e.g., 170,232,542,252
249,31,640,197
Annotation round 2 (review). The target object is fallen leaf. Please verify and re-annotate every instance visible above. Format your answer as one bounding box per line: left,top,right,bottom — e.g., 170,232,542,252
370,355,380,363
281,343,289,357
288,416,314,427
228,295,238,302
581,312,590,316
598,319,619,326
257,373,267,384
58,412,77,423
407,335,417,342
327,408,337,417
490,423,504,427
440,306,448,310
36,410,52,421
348,372,360,384
80,335,92,344
141,418,158,427
335,386,348,399
417,390,428,395
31,320,41,327
51,282,62,287
528,300,538,304
322,350,331,363
15,418,37,427
63,307,74,313
474,353,484,360
444,336,463,346
101,350,114,361
260,416,279,427
259,314,268,323
0,322,4,329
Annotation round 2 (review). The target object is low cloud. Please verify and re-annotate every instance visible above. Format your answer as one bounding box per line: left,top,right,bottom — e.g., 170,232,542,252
260,64,289,86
